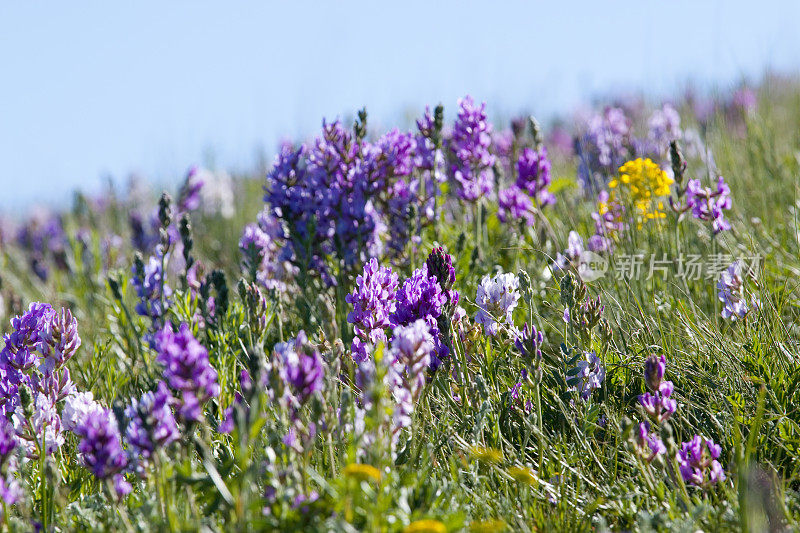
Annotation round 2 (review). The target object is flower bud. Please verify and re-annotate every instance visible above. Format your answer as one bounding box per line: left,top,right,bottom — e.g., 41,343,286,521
644,354,666,392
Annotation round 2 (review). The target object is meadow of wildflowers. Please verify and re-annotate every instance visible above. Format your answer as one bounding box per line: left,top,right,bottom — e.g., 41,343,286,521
1,75,800,531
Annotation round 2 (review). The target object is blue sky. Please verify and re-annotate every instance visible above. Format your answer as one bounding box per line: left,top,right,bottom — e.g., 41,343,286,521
1,1,799,212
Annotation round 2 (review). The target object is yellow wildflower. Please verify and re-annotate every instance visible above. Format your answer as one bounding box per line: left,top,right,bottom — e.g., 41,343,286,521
469,446,503,464
507,465,538,486
609,158,673,221
342,463,382,482
469,520,507,533
404,519,448,533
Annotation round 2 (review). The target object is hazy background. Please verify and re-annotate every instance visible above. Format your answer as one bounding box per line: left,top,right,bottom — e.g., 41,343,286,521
1,1,799,212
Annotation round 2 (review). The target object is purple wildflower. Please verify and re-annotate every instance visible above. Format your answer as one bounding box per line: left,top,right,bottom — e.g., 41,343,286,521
38,308,81,374
685,176,732,233
0,418,16,466
239,209,295,292
177,166,205,213
132,254,172,326
644,354,666,392
276,332,324,408
391,265,448,368
516,146,555,206
75,409,127,479
732,87,757,114
62,391,105,432
639,381,677,424
677,435,726,487
639,103,682,160
498,187,535,227
717,260,758,320
635,421,666,463
569,351,605,401
346,259,399,362
155,324,220,422
75,409,131,498
0,476,21,507
1,302,53,375
449,96,495,202
391,265,446,328
576,107,632,193
474,271,519,336
385,320,433,443
124,381,180,461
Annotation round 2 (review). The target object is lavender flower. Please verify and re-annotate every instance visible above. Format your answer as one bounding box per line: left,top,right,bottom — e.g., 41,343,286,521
391,265,447,367
177,166,205,213
62,391,105,432
634,421,666,463
516,146,555,206
385,320,433,442
449,96,495,202
0,476,21,507
498,187,535,227
552,231,585,272
346,259,399,362
124,381,180,461
12,391,64,457
639,381,677,424
155,324,220,421
275,332,324,408
1,302,53,375
38,308,81,374
0,418,17,469
569,351,605,401
717,261,757,320
576,107,632,193
131,254,172,327
264,123,387,277
239,209,295,292
685,176,732,234
646,104,682,156
677,435,726,487
732,87,757,114
644,354,666,392
474,271,520,336
75,409,131,497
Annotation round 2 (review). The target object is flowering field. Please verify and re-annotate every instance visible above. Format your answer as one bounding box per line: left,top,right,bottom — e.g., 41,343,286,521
1,76,799,531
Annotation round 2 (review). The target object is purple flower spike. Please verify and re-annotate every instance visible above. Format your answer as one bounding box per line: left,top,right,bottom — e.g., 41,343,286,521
639,380,677,424
685,176,732,234
346,259,399,362
498,187,535,227
391,265,446,329
75,409,127,480
635,421,666,463
276,331,324,408
449,96,495,202
385,319,433,443
516,146,555,206
38,308,81,374
155,323,220,421
124,381,180,461
644,354,666,392
677,435,726,488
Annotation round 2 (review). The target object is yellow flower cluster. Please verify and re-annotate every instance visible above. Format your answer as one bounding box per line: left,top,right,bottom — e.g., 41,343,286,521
404,519,448,533
342,463,382,482
609,158,674,221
